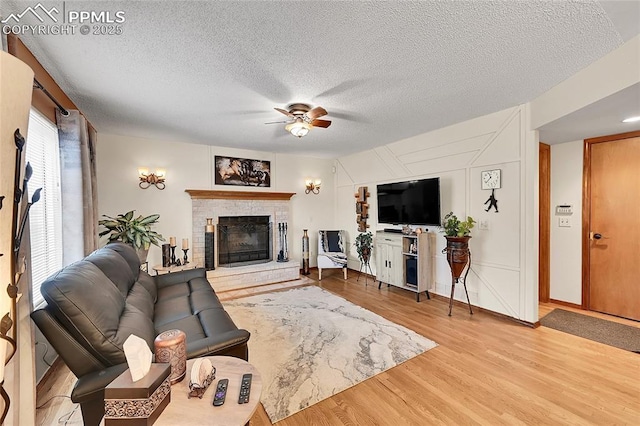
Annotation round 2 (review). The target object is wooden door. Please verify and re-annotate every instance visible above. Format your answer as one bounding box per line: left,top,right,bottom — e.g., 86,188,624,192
539,143,550,302
587,134,640,321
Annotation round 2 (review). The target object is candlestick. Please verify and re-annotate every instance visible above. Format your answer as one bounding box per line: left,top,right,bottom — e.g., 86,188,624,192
170,246,176,265
182,238,189,250
169,236,176,247
183,248,189,264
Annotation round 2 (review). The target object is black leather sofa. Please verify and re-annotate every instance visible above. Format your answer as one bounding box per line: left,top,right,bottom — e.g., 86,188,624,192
31,242,250,425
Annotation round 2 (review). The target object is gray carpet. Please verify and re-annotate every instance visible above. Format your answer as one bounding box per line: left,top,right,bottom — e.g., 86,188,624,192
540,309,640,353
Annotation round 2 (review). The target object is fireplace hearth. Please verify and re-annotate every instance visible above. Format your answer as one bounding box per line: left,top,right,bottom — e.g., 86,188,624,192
218,216,272,267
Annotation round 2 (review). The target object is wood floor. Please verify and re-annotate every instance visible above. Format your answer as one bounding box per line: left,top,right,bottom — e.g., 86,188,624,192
36,271,640,425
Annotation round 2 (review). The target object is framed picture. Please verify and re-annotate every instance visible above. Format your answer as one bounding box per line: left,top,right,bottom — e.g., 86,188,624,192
215,156,271,187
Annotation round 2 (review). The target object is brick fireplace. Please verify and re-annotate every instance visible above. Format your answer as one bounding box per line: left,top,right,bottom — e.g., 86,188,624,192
187,190,299,292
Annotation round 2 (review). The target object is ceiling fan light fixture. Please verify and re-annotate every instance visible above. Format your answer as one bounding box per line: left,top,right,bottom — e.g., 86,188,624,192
285,120,311,138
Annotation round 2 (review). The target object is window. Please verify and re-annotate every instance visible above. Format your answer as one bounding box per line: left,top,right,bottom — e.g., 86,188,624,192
25,109,63,309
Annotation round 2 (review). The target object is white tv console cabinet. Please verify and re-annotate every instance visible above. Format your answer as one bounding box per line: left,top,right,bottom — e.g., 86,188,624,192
375,231,434,302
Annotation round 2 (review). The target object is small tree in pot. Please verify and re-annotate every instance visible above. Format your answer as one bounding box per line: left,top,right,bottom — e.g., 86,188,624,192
99,210,165,263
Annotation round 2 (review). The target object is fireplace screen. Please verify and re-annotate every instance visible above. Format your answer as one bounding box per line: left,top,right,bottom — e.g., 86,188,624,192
218,216,272,267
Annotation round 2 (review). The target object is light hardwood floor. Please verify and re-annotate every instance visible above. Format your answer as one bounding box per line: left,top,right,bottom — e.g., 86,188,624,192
36,271,640,425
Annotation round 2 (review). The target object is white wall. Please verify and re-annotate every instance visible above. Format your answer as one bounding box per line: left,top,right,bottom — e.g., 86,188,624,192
336,105,539,323
549,141,583,304
96,134,335,269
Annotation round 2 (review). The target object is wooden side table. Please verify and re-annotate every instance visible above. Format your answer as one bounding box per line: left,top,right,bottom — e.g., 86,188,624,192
155,356,262,425
153,263,199,275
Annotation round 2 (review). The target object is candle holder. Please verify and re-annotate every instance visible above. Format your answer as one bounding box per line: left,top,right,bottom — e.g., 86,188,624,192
170,245,176,266
183,248,189,264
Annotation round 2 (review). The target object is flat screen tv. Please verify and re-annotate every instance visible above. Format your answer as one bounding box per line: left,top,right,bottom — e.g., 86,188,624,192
377,177,441,225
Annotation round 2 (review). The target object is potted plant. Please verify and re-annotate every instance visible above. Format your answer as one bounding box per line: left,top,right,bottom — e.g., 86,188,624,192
98,210,165,263
441,212,475,279
354,231,373,264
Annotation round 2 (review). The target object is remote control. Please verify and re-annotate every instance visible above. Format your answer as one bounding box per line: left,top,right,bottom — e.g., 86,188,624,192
238,373,252,404
212,379,228,406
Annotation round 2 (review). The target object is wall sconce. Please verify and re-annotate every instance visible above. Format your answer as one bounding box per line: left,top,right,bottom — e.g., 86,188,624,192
305,179,321,195
138,168,166,190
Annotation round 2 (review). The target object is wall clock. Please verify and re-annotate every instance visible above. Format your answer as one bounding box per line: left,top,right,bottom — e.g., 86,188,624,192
481,169,501,190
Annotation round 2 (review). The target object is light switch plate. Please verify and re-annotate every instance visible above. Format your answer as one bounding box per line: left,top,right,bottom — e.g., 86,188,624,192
479,220,489,230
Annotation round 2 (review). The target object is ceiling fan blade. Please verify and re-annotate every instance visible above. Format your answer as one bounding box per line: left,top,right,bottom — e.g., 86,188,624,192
265,120,291,125
306,106,327,120
311,119,332,128
274,107,294,117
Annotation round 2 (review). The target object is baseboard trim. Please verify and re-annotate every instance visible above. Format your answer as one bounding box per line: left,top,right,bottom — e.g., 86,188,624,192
347,267,376,281
301,266,318,275
549,299,583,310
429,293,539,328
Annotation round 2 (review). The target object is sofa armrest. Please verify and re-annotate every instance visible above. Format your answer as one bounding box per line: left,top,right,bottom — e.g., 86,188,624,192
71,363,130,403
186,329,251,359
31,308,108,377
154,268,206,289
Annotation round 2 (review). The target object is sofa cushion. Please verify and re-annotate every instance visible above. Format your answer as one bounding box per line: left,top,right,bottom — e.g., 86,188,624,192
157,281,190,301
104,242,141,278
117,303,156,356
136,271,157,302
156,315,206,342
153,296,191,328
41,259,155,366
126,282,155,319
156,308,239,345
198,309,241,339
85,247,136,298
41,261,127,365
153,276,224,328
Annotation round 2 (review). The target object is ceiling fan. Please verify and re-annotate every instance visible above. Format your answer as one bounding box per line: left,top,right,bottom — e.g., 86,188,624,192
266,103,332,138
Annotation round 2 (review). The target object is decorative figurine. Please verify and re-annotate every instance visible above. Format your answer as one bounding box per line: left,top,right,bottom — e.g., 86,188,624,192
484,189,499,212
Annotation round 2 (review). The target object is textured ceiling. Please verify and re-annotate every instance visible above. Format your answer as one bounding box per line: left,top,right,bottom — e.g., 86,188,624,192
2,1,639,157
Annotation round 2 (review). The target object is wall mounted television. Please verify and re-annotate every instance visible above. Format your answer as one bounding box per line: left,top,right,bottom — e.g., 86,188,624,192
377,177,441,225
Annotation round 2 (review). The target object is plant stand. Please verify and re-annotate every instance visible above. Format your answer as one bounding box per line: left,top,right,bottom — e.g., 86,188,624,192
448,251,473,316
357,257,374,286
444,236,473,316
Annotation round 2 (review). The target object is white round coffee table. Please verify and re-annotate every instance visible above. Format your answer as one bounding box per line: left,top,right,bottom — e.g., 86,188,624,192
155,356,262,425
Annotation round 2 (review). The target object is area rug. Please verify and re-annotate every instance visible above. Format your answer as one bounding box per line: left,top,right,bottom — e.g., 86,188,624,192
540,309,640,353
222,286,437,423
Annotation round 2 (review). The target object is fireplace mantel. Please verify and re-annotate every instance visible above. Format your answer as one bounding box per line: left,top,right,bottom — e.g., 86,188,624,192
185,189,296,201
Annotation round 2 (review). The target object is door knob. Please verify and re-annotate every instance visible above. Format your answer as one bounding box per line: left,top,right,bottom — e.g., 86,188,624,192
593,233,602,240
